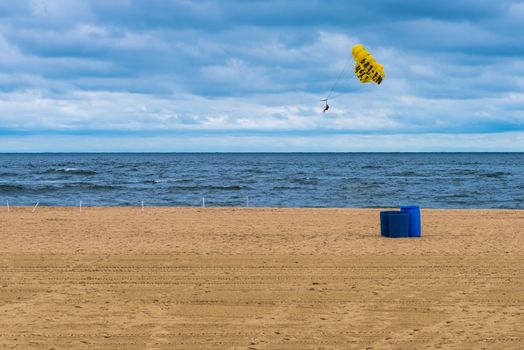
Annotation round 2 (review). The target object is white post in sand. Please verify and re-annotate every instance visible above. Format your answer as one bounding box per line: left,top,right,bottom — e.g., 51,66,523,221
6,200,10,212
246,196,249,208
202,197,206,208
79,200,82,212
32,202,39,213
141,200,144,212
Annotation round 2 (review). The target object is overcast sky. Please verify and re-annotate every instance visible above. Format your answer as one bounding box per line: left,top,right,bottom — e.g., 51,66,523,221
1,0,523,151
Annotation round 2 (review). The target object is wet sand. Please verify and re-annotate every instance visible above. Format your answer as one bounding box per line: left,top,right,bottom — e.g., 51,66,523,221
1,207,523,349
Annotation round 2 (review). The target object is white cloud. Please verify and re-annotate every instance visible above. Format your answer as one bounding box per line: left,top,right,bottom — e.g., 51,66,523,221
509,1,524,19
2,132,524,152
0,1,523,151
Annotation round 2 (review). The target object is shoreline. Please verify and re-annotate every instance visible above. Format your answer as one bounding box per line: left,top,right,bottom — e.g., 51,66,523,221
3,205,524,209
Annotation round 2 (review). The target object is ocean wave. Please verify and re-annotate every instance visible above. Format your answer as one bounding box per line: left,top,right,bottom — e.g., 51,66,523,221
290,177,319,185
362,164,383,169
459,162,482,166
245,168,271,175
450,169,509,178
0,184,60,194
449,169,478,176
167,185,249,192
204,185,247,191
480,171,510,178
273,185,303,190
0,182,116,194
143,180,161,184
0,184,25,193
144,178,192,184
437,193,472,199
172,178,193,183
40,168,97,175
356,181,383,189
389,171,418,177
63,183,116,190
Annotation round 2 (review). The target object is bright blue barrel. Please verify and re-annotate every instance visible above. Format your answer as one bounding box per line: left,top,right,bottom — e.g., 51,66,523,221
401,205,421,237
388,213,410,238
380,211,398,237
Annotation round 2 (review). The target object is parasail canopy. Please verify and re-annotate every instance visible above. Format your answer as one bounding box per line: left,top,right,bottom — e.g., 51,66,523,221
352,44,385,85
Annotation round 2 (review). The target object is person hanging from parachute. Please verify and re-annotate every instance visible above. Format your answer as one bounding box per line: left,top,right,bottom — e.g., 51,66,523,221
322,43,385,113
321,99,329,113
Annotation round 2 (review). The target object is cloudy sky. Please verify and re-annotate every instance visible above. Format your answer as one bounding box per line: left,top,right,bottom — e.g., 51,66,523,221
1,0,523,151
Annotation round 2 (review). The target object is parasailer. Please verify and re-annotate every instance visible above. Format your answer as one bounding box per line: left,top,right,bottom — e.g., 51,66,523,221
321,99,329,113
322,43,385,112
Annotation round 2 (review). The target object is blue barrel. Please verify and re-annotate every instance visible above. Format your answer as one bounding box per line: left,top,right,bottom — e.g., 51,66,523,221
380,211,398,237
388,213,410,238
401,205,421,237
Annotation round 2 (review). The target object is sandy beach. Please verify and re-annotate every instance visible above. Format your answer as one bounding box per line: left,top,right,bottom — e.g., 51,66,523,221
0,207,523,349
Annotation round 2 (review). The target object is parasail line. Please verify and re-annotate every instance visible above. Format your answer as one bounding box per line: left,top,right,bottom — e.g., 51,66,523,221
324,54,354,101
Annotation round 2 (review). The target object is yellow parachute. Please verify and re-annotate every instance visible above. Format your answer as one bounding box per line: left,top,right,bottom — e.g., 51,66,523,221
352,44,385,85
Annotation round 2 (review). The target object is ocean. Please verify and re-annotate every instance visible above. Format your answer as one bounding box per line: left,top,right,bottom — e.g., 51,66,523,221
0,153,522,208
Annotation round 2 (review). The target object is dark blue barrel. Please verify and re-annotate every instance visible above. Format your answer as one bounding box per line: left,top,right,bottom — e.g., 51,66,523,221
388,213,410,238
401,205,421,237
380,211,398,237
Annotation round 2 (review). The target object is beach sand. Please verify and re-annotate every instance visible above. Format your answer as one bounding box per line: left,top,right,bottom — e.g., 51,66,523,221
0,207,523,349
